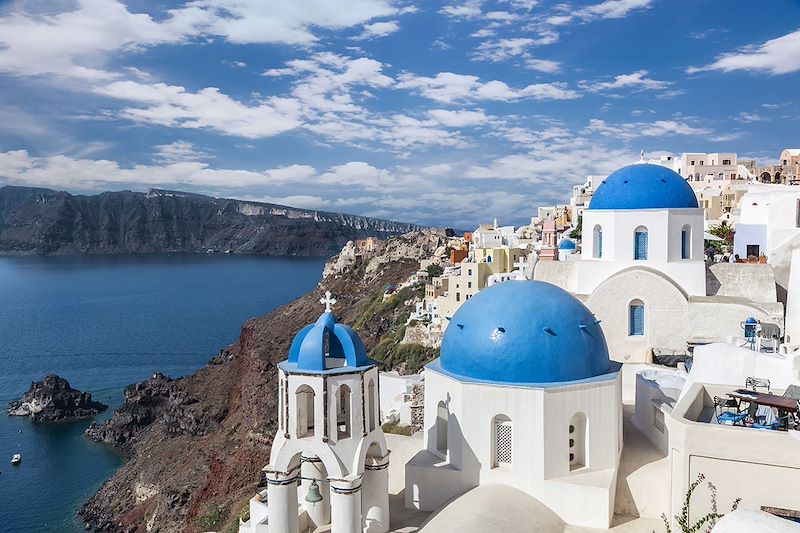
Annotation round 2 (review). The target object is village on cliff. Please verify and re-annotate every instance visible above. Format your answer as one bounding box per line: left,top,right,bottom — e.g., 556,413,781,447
240,149,800,533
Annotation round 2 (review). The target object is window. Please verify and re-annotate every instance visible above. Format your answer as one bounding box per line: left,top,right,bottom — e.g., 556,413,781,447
368,379,376,432
336,384,352,440
593,225,603,259
467,281,472,288
629,300,645,336
681,225,691,259
746,244,760,258
436,401,448,455
569,413,587,470
456,292,461,302
468,269,472,276
487,255,492,263
279,379,284,432
722,159,731,165
634,227,648,260
492,415,512,467
295,385,315,438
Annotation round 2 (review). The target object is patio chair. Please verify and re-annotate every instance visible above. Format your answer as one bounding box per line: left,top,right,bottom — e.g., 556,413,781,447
783,385,800,401
746,376,771,393
714,396,746,425
755,322,781,353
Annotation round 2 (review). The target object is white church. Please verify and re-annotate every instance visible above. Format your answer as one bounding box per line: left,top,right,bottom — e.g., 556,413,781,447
243,279,624,532
533,163,783,362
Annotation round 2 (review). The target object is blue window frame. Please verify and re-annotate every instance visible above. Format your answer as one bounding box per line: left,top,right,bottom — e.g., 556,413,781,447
681,229,689,259
596,229,603,258
629,303,645,336
634,230,648,260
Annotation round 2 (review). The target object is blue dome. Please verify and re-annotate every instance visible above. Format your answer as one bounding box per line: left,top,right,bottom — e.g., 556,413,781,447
559,239,576,250
439,281,610,384
287,312,373,372
589,164,698,210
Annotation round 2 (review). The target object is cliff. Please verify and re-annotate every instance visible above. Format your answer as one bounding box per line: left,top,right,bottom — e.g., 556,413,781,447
0,186,425,257
8,374,107,422
79,230,446,532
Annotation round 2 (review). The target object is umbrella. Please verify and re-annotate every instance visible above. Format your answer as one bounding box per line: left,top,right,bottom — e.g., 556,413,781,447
704,232,724,241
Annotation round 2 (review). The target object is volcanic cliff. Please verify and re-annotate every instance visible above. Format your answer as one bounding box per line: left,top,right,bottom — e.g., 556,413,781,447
79,230,446,532
0,186,424,256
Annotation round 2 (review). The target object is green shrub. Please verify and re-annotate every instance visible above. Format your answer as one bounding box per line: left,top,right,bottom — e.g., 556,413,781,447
194,503,229,531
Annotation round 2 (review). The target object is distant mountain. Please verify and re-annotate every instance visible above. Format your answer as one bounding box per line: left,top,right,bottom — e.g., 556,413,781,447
0,186,426,256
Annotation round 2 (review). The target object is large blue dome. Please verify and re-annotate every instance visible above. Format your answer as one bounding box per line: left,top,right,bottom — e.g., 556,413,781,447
439,281,610,384
589,163,698,210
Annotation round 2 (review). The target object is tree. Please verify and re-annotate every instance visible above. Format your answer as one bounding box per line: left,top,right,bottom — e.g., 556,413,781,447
426,263,444,278
659,473,740,533
706,222,735,254
569,216,582,239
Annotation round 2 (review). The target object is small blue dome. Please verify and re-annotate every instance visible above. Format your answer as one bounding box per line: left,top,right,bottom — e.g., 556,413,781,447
287,312,373,372
439,281,610,384
559,239,576,250
589,164,698,210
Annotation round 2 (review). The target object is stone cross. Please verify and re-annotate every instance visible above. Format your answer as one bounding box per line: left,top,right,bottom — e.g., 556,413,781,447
320,291,337,313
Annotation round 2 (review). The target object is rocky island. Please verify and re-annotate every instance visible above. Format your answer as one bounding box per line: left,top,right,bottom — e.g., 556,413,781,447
0,186,425,257
8,374,108,422
78,230,445,532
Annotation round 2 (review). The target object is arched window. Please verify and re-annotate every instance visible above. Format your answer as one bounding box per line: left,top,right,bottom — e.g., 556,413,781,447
634,226,648,260
487,255,492,263
569,412,587,470
681,224,691,259
629,299,645,336
336,384,352,439
368,379,376,432
279,378,284,432
436,401,448,455
296,384,315,438
593,225,603,259
492,414,513,467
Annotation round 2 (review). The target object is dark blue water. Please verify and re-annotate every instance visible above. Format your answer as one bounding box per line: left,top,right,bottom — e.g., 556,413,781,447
0,254,325,532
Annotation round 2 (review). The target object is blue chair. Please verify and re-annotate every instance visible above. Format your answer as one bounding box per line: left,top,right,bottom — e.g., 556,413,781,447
714,396,746,425
718,411,747,425
753,421,781,430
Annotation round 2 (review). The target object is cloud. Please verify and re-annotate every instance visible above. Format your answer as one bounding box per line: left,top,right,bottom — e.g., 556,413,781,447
547,0,653,26
582,70,670,92
0,149,317,190
94,80,304,138
739,112,765,123
153,141,211,163
687,28,800,75
585,118,711,139
428,109,490,127
355,20,400,39
0,0,407,81
397,72,579,103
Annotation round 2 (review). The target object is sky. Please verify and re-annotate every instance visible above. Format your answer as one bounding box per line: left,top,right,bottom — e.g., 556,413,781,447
0,0,798,228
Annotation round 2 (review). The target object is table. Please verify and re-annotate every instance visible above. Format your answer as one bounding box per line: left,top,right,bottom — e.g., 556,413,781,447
727,389,799,430
728,389,799,411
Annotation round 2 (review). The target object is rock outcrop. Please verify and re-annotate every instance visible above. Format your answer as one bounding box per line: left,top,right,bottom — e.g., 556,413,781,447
78,230,446,532
8,374,107,422
0,186,426,257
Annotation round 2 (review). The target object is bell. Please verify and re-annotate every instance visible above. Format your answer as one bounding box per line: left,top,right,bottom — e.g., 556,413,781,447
305,479,323,505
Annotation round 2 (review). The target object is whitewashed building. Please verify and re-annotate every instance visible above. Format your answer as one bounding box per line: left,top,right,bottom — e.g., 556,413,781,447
246,293,390,533
405,280,623,529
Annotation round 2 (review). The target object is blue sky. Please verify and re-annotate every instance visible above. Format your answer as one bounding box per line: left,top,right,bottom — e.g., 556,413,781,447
0,0,798,228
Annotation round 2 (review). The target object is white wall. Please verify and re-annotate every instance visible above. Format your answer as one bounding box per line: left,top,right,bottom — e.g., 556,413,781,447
579,208,706,296
405,367,622,528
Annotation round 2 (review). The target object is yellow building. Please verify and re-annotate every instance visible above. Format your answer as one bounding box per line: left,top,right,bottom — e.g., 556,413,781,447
437,247,525,321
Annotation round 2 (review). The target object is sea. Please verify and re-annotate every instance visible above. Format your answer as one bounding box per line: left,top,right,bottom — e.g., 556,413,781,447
0,254,326,533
